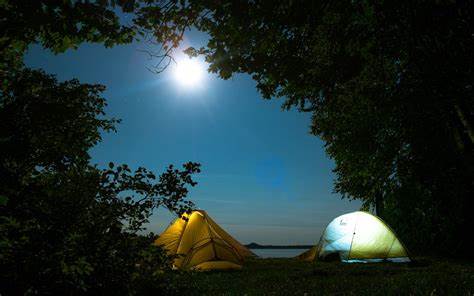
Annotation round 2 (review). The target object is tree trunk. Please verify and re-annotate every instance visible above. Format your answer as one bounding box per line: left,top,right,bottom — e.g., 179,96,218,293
454,104,474,146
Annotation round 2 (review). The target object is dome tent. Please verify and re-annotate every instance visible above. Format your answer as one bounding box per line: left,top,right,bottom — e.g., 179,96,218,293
297,211,410,263
154,210,255,270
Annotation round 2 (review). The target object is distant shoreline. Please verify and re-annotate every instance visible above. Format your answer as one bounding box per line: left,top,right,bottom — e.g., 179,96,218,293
245,243,313,249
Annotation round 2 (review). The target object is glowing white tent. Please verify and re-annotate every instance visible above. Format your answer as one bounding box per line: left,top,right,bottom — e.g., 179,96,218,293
298,211,410,263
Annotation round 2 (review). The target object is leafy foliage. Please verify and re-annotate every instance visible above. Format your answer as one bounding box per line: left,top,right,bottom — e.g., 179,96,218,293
0,1,135,55
0,0,191,73
0,1,205,294
0,69,117,177
0,67,200,294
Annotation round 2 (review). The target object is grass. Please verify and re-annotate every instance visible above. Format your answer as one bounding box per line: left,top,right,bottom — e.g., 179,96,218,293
188,258,474,295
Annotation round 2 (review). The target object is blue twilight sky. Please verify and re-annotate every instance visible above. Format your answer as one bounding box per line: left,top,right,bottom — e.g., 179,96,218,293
25,32,360,245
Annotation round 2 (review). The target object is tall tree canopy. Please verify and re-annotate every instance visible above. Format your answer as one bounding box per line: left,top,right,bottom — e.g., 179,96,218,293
136,0,473,256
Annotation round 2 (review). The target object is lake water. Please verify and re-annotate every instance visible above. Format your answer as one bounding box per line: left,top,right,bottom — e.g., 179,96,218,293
251,248,310,258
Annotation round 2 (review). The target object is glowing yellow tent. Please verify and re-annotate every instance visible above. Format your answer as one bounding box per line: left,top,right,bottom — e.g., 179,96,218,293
297,211,410,263
155,210,255,270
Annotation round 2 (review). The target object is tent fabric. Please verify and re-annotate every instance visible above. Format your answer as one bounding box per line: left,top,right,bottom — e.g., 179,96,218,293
155,210,255,270
297,211,410,263
193,261,242,271
296,245,318,262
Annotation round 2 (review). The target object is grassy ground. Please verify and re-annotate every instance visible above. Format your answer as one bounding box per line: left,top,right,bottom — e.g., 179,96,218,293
189,258,474,295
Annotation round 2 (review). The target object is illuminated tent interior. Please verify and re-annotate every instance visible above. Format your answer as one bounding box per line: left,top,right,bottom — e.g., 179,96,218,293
154,210,255,270
297,211,410,263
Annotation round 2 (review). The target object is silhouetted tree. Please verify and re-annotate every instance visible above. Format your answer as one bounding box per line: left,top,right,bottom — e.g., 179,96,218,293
0,0,183,72
0,1,201,294
0,68,200,294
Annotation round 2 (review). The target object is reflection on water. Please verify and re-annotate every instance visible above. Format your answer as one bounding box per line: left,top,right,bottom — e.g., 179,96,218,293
251,248,310,258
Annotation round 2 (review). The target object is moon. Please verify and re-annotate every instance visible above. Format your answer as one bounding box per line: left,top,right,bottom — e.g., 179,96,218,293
173,57,205,87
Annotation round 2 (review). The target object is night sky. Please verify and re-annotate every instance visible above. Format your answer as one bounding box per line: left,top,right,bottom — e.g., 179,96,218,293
25,32,360,245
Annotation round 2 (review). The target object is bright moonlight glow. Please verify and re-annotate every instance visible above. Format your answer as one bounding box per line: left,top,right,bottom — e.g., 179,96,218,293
173,57,205,87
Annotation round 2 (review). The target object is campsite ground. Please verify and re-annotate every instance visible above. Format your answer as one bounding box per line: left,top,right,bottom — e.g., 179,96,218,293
189,258,474,295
